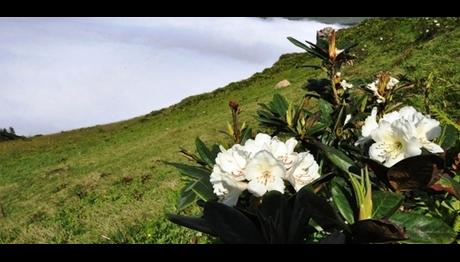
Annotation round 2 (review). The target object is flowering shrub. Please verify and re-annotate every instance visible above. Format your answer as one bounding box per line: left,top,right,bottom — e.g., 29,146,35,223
210,133,320,205
166,28,460,243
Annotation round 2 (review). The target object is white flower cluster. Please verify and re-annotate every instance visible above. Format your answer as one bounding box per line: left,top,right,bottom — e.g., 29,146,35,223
357,106,443,167
340,80,354,90
366,76,399,103
210,134,320,206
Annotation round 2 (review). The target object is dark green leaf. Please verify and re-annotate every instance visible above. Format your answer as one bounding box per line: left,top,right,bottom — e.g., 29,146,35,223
318,99,333,125
190,178,216,201
257,191,290,243
287,36,328,60
320,231,347,244
167,213,216,236
287,36,312,51
390,211,457,244
387,154,444,191
304,40,329,59
177,186,197,211
259,191,288,220
210,144,221,161
306,122,327,136
430,173,460,200
298,186,348,232
271,94,289,117
363,158,391,188
331,177,355,224
351,219,407,243
288,193,311,243
195,137,214,166
240,127,252,144
313,140,359,176
439,124,459,150
372,191,404,219
203,201,264,243
164,162,210,180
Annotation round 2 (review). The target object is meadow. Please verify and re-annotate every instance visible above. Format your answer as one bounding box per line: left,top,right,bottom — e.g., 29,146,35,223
0,17,459,243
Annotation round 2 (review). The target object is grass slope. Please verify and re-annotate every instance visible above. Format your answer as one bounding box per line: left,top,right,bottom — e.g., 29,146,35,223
0,17,459,243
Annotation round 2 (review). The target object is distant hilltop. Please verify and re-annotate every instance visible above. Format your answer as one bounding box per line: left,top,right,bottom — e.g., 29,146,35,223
260,17,372,25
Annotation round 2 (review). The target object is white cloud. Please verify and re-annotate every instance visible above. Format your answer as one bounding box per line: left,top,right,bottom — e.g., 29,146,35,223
0,17,344,136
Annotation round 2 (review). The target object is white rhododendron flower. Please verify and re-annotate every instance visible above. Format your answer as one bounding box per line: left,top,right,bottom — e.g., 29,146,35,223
244,134,299,170
366,81,385,103
245,150,286,197
357,106,443,167
355,107,379,146
386,77,399,89
243,133,272,157
413,116,444,153
369,119,422,167
269,137,299,170
366,76,399,103
393,106,443,154
210,144,249,206
286,152,320,191
214,144,248,180
340,80,353,90
210,133,321,205
210,165,248,206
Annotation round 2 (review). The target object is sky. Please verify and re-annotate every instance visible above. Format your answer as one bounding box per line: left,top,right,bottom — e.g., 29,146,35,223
0,17,345,136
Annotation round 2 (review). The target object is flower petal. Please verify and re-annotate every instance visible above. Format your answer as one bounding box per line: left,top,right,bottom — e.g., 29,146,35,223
403,137,422,157
369,142,387,163
245,150,286,197
422,141,444,154
417,117,441,141
381,111,401,124
362,107,378,138
384,153,405,168
287,152,320,191
285,137,298,154
371,121,394,142
265,177,285,194
247,180,267,197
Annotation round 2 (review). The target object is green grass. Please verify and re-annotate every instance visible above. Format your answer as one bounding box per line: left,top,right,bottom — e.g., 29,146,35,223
0,17,459,243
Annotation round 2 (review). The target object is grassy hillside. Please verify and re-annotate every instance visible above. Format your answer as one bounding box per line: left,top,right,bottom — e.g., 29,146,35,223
1,17,459,243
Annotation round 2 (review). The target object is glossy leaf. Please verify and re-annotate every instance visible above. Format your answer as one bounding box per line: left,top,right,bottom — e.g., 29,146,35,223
430,173,460,200
318,99,334,125
439,124,459,150
240,127,252,144
320,231,347,244
167,213,216,236
210,144,221,161
331,177,355,224
351,219,407,243
287,36,312,51
165,162,210,180
189,178,216,201
257,191,291,243
255,191,311,243
271,94,289,117
390,211,457,244
363,158,391,188
313,140,359,176
177,185,197,211
387,154,444,191
372,191,404,219
195,137,215,166
203,201,264,243
298,186,347,232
